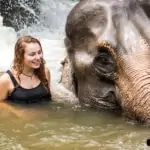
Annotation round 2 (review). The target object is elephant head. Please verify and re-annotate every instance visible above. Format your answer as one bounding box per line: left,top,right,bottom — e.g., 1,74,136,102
61,0,150,124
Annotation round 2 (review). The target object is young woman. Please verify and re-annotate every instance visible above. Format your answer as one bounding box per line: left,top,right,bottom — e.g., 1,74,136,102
0,35,52,117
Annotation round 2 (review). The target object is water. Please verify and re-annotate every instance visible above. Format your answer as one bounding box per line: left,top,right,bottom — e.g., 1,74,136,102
0,102,149,150
0,0,149,149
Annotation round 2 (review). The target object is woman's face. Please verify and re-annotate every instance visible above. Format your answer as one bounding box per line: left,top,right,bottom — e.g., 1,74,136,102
23,43,43,69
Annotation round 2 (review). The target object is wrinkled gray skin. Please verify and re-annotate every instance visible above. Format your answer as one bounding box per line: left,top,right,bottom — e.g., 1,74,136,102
61,0,150,124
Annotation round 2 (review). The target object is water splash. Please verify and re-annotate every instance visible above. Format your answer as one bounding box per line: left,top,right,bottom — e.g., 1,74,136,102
0,16,17,72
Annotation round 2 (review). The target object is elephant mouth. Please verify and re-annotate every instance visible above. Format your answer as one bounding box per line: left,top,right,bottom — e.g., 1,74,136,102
73,72,121,110
91,91,121,110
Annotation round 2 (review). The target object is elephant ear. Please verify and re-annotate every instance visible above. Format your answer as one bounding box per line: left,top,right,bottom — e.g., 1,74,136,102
60,57,77,94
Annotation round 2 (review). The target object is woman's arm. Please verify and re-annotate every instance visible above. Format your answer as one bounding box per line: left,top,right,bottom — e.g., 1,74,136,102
0,73,26,118
0,73,10,101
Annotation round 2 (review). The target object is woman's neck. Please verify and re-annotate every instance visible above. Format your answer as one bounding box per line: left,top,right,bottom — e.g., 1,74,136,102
22,67,34,76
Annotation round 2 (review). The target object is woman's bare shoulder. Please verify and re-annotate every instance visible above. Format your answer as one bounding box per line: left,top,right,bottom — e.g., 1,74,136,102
45,66,50,75
44,66,51,84
0,72,11,85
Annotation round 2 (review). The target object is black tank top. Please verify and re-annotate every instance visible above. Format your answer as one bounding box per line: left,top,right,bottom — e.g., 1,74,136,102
6,70,51,104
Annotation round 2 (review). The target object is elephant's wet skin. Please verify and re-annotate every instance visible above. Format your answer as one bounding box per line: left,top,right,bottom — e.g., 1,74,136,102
61,0,150,124
61,44,121,111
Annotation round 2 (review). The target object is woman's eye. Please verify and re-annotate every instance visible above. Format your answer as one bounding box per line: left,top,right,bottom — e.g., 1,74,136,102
38,51,42,55
29,53,35,56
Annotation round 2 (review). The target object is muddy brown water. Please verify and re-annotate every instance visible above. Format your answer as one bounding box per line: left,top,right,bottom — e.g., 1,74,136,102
0,101,149,150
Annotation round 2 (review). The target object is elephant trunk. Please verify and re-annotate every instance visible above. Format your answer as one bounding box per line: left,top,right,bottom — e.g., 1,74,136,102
116,51,150,123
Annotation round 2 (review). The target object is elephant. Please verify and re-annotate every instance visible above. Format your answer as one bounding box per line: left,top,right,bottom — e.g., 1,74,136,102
0,0,40,31
60,0,150,125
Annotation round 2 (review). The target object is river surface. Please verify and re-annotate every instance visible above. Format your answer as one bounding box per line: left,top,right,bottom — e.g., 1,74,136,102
0,0,149,149
0,102,149,150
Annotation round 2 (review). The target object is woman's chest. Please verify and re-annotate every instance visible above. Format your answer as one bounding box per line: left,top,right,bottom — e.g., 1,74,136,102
9,84,50,103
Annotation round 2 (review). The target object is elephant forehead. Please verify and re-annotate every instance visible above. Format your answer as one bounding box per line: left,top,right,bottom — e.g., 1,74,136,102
67,0,128,32
67,0,150,55
66,0,132,47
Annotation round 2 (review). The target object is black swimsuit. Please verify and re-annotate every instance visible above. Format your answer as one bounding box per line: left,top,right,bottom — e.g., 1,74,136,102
6,70,51,104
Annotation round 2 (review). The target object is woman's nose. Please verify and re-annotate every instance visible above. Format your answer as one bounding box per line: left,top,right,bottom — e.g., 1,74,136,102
35,54,41,59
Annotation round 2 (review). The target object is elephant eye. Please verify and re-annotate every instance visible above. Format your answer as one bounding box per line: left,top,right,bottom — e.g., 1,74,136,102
99,53,109,64
92,44,116,79
97,45,114,65
101,57,108,62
